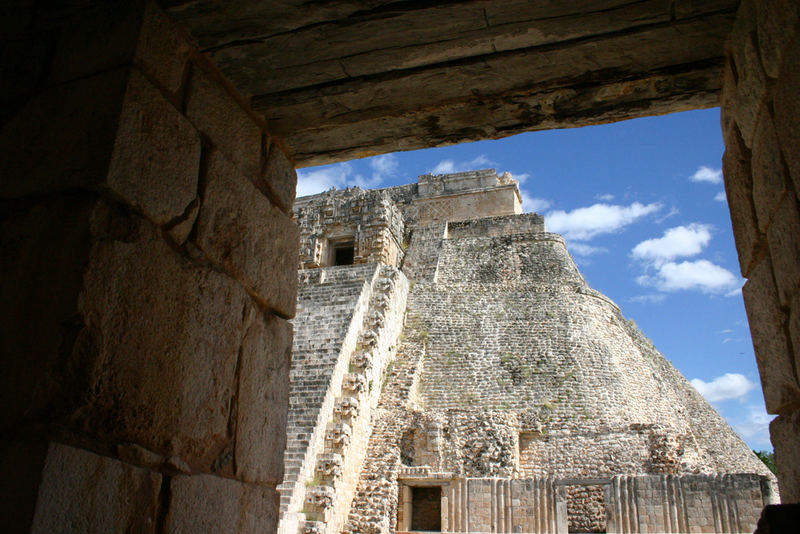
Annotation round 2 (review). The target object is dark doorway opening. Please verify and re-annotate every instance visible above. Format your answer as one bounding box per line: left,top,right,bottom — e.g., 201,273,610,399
333,243,355,265
411,486,441,532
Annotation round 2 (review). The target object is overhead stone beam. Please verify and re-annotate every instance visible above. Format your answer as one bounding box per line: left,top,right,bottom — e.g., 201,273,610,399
165,0,737,166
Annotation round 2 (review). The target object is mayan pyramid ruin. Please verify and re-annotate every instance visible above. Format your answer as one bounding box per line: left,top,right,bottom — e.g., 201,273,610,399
279,170,777,534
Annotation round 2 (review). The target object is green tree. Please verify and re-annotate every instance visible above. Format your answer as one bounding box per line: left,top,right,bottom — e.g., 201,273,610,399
754,450,777,475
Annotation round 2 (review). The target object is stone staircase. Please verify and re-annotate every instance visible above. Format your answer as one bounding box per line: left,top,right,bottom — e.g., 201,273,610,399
278,263,408,534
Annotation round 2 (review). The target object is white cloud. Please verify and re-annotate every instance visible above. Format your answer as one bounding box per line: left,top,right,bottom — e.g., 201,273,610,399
569,242,608,256
545,202,661,241
655,206,680,224
595,193,615,201
691,373,756,403
627,294,667,304
297,154,400,197
430,154,495,174
732,404,775,449
520,190,551,214
631,224,712,266
714,191,727,203
636,259,739,293
690,165,723,184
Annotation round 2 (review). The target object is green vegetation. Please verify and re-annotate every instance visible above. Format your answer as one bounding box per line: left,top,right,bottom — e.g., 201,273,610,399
754,450,777,475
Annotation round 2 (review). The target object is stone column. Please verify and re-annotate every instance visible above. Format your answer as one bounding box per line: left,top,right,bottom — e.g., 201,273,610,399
720,0,800,504
0,1,298,532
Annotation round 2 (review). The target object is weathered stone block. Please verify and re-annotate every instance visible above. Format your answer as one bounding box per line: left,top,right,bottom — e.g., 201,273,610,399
766,196,800,306
743,256,800,414
165,474,279,533
751,107,790,233
194,150,299,317
773,31,800,198
108,68,201,226
722,123,759,277
0,69,129,198
260,139,298,212
235,313,292,485
135,1,192,95
770,411,800,503
31,442,161,533
77,214,253,466
755,0,800,79
728,0,768,147
185,66,262,180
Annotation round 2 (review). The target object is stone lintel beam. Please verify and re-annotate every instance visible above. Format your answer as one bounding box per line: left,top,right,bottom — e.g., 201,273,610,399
250,12,732,166
275,60,723,167
163,1,737,167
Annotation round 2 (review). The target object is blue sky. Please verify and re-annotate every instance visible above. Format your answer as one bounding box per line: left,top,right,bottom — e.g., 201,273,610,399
297,108,773,452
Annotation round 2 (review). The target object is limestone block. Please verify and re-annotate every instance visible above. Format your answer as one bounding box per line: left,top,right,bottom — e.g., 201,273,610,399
135,1,192,95
108,68,201,226
773,32,800,198
0,194,95,429
752,108,791,233
765,196,800,306
31,442,161,533
754,0,800,79
194,150,299,317
727,0,768,147
165,474,279,534
257,139,297,213
235,313,292,486
0,69,129,197
77,216,253,466
185,66,262,180
742,256,800,414
722,122,759,277
770,411,800,503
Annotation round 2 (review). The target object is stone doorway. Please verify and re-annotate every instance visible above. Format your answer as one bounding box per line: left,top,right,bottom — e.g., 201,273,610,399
399,483,444,532
411,486,442,532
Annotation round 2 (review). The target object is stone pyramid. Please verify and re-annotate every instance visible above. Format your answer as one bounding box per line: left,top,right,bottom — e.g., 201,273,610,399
281,170,775,534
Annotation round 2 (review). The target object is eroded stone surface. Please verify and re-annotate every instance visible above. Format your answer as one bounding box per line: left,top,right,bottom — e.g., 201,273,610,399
108,68,201,226
31,442,161,533
236,313,293,485
77,213,254,466
743,256,800,414
771,412,800,503
166,474,279,533
194,150,299,317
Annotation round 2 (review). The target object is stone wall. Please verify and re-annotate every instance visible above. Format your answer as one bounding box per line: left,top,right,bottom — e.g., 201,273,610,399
294,189,405,269
721,0,800,504
0,2,298,531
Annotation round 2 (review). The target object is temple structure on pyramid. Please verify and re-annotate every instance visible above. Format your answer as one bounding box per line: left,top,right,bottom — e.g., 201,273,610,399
278,170,776,534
